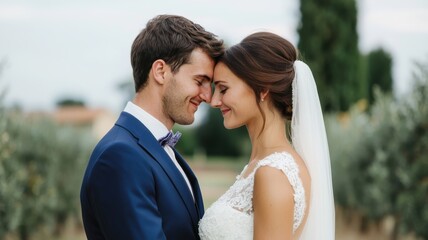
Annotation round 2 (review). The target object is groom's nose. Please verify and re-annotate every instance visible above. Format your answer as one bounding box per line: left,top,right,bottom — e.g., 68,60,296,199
199,83,212,103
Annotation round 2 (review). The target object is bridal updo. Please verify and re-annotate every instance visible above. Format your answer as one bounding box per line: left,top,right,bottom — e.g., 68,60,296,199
218,31,297,121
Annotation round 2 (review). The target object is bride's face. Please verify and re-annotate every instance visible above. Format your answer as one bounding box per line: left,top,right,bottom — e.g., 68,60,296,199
211,62,260,129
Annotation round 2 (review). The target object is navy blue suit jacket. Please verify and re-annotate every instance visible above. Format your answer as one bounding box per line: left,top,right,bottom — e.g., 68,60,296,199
80,112,204,240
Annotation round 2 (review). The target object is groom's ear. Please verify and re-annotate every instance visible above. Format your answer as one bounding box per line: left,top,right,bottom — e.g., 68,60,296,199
152,59,169,85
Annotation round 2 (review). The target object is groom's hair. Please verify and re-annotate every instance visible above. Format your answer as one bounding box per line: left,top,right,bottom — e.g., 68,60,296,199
131,14,224,92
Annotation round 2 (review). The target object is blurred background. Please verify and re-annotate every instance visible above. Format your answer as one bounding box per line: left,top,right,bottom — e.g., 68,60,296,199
1,0,427,239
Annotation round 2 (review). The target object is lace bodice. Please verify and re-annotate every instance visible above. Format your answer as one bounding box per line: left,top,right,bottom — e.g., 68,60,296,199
199,152,306,240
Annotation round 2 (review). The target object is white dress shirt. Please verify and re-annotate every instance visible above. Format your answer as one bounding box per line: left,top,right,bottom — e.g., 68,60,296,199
124,101,194,200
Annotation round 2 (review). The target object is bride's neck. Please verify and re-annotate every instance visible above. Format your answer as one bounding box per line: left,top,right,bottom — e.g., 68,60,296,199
247,117,291,163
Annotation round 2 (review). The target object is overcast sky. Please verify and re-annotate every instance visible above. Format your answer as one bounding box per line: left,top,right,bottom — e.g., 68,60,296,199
1,0,427,112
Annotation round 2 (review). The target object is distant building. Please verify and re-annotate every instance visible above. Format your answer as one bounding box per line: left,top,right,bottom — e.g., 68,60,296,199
51,106,117,140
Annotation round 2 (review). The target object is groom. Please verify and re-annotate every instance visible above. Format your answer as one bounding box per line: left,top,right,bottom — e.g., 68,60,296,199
80,15,224,240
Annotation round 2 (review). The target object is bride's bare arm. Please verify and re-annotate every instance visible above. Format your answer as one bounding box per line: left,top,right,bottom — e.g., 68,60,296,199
253,166,294,240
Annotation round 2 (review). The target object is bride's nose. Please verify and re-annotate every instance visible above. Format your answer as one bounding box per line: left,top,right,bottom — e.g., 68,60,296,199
210,89,222,108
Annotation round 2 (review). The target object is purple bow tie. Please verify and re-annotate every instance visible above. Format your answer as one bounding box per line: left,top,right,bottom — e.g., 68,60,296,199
158,131,182,147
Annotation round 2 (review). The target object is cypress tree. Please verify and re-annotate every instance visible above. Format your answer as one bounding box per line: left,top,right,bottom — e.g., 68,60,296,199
366,48,393,103
298,0,363,112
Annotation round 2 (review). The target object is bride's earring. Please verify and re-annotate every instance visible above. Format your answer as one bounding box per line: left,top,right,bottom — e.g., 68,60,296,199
260,90,268,103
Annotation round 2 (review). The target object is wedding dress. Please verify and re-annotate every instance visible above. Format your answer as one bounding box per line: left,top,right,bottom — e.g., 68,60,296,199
199,60,335,239
198,152,306,240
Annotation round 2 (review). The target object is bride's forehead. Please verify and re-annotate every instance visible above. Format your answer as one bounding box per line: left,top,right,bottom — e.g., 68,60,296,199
213,65,241,83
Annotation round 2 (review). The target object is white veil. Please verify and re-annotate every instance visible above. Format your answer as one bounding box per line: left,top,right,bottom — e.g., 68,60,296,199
291,61,335,239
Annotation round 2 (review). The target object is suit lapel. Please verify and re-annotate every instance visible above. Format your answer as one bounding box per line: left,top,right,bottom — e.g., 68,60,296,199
115,112,199,225
174,150,205,218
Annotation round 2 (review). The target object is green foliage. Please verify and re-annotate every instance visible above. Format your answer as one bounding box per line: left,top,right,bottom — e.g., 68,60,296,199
327,60,428,239
395,62,428,238
298,0,364,112
56,98,85,107
366,48,393,103
173,125,200,156
194,106,250,158
0,108,94,239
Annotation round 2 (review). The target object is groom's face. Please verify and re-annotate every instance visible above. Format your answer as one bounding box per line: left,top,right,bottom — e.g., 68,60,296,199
162,48,214,125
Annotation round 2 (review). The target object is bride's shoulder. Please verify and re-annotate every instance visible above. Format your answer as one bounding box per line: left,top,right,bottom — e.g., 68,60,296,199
255,152,303,192
254,152,308,235
253,155,295,232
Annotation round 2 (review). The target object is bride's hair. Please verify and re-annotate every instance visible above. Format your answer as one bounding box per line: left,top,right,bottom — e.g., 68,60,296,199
219,31,297,122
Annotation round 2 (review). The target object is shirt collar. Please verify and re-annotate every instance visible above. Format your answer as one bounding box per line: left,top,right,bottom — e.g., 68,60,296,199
123,101,169,140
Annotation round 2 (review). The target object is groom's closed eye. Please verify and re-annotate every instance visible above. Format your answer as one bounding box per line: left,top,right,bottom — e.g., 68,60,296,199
195,75,212,89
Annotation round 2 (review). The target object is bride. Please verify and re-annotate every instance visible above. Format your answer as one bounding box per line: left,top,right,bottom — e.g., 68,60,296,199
198,32,335,239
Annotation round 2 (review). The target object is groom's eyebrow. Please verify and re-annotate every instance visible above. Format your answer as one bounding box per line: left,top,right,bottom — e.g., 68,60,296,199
196,74,211,82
